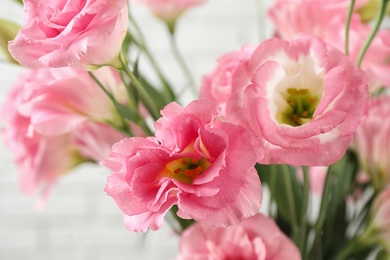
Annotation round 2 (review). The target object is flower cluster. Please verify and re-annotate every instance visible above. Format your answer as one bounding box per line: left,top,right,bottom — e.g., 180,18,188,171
2,0,390,259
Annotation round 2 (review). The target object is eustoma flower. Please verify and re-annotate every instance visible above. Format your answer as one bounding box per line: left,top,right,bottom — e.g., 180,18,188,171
132,0,206,25
13,67,131,140
8,0,128,68
225,35,369,166
268,0,390,91
1,76,86,200
353,96,390,191
102,100,262,232
329,15,390,90
1,67,131,200
177,213,301,260
200,45,256,120
268,0,365,41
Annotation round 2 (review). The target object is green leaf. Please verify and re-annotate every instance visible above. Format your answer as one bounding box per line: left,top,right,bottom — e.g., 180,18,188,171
121,32,134,58
313,151,360,259
258,164,303,229
0,18,20,64
114,102,138,122
132,57,170,111
11,0,23,5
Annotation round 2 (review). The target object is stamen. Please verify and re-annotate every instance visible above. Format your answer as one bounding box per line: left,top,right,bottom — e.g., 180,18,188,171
279,88,320,126
164,157,211,184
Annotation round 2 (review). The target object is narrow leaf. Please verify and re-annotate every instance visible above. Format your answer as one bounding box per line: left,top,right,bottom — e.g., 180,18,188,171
0,18,20,64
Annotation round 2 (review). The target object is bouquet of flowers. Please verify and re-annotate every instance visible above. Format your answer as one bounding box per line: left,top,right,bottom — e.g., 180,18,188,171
1,0,390,259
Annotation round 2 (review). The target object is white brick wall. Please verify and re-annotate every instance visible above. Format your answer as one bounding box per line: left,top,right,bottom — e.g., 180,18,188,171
0,1,273,259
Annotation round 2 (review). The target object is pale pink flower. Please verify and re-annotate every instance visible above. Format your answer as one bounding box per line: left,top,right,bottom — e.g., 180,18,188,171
71,121,127,162
177,213,301,260
102,100,262,232
200,45,256,120
12,67,131,138
297,166,328,195
8,0,128,68
309,167,328,195
268,0,390,91
353,96,390,191
1,68,132,200
225,35,369,166
1,79,85,199
131,0,206,23
268,0,365,41
325,15,390,91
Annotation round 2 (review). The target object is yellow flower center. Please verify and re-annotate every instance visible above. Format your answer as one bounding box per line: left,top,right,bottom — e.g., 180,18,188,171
163,157,211,184
277,88,320,126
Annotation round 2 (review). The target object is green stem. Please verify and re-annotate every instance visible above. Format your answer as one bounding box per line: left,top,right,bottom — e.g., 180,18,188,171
309,167,334,259
298,166,310,257
128,15,176,102
117,70,154,136
351,192,376,237
119,70,138,116
169,205,195,233
168,30,198,97
345,0,356,56
119,55,161,120
88,71,131,134
268,165,277,218
281,165,299,236
356,0,389,67
335,238,364,260
88,71,115,102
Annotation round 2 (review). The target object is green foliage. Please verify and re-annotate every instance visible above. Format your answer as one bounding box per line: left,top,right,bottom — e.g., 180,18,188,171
256,151,371,259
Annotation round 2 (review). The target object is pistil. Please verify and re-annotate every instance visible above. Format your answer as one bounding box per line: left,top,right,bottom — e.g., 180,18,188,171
279,88,319,126
164,157,211,184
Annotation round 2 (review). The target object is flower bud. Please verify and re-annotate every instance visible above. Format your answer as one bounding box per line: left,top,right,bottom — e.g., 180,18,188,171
353,97,390,191
361,188,390,252
357,0,390,23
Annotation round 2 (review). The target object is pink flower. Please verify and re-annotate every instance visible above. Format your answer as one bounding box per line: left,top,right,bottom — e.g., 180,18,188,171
8,0,128,68
325,15,390,91
200,45,256,120
297,166,328,195
372,187,390,232
102,100,262,232
225,35,369,166
177,213,301,260
1,79,84,199
12,67,132,139
268,0,390,91
71,121,127,162
309,167,328,195
353,96,390,191
131,0,206,23
1,67,132,201
13,66,135,160
268,0,364,41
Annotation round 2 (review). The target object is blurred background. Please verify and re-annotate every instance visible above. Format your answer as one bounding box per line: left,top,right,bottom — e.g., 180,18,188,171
0,0,273,259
